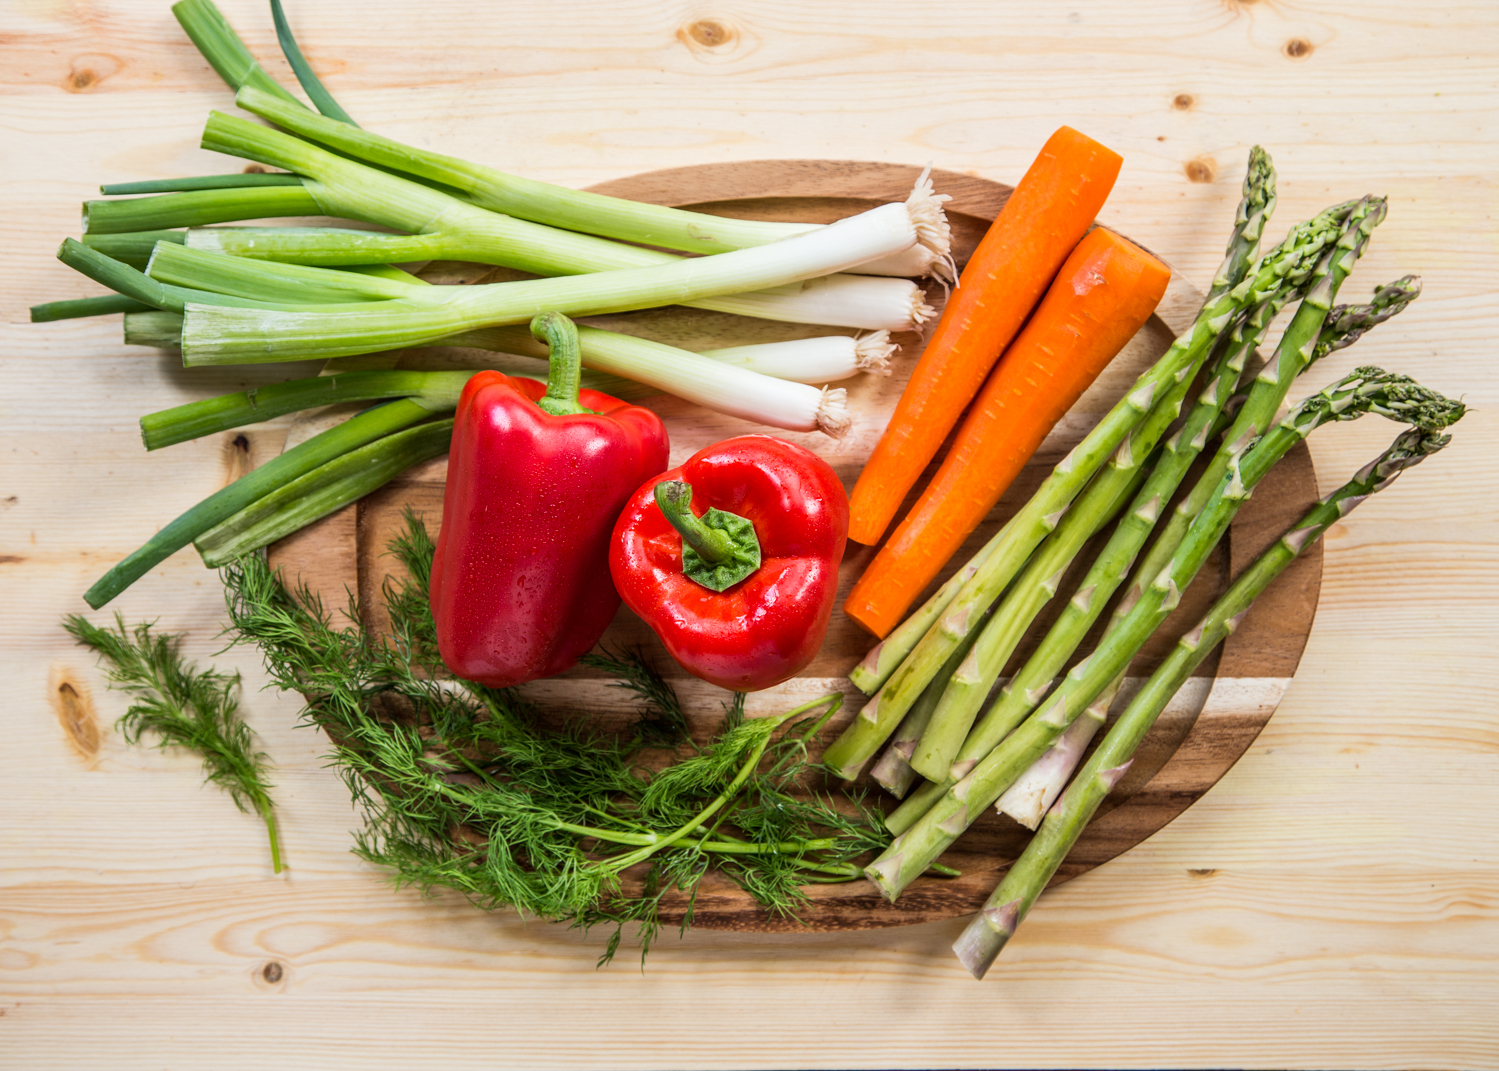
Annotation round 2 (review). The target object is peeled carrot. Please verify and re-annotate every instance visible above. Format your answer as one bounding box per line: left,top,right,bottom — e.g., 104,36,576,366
844,226,1171,638
847,126,1123,547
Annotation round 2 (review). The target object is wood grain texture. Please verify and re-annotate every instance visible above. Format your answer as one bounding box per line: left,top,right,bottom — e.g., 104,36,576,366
265,161,1321,932
2,1,1496,1068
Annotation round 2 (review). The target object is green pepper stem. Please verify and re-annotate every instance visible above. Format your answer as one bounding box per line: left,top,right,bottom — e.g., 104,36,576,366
654,481,734,564
530,312,592,417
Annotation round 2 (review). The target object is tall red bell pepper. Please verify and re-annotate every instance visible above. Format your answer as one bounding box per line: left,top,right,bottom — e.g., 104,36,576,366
430,313,669,688
610,435,848,692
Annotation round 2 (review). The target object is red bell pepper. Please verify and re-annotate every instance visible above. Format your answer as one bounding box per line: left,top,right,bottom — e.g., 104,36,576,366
610,435,848,692
430,313,669,688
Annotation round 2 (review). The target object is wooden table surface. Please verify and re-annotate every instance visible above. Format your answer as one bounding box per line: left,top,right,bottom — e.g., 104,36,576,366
3,2,1495,1068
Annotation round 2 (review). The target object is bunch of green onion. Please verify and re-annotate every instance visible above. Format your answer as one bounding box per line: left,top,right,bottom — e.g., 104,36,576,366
29,0,956,607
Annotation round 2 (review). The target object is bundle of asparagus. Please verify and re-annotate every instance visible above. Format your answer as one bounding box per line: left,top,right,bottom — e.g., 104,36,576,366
824,148,1464,975
953,425,1455,977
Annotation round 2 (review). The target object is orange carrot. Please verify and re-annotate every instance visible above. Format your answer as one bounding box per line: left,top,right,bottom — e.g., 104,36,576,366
847,126,1123,547
845,226,1171,638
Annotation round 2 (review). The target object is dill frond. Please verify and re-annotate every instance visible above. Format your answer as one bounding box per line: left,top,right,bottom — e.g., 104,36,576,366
217,512,890,965
63,613,284,872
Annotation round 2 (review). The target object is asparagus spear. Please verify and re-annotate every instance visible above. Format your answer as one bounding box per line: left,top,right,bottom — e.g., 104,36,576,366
869,606,998,798
847,147,1279,697
903,412,1160,782
1315,275,1422,364
953,425,1458,977
886,265,1423,831
821,198,1353,780
1117,197,1386,628
864,367,1465,897
992,673,1121,829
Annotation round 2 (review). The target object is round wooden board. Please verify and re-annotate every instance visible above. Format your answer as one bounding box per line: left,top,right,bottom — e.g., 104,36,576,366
268,161,1323,933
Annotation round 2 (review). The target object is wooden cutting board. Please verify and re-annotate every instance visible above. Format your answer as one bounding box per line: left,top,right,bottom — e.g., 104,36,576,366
268,160,1322,932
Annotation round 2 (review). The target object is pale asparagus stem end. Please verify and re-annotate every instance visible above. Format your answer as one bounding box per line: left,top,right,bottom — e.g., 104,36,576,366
870,743,918,798
997,680,1118,829
954,899,1022,979
854,330,896,375
852,640,886,693
865,853,906,903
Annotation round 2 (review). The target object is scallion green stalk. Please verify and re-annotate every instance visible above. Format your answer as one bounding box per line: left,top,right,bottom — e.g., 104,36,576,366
171,0,304,106
196,112,932,331
31,293,152,322
139,370,470,450
83,185,321,234
233,85,951,281
195,419,452,566
177,199,928,366
58,238,297,313
137,363,649,452
100,173,303,195
84,398,445,609
82,230,185,270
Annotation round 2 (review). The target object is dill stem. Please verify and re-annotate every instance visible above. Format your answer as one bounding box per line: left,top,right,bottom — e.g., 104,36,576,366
442,755,847,862
259,798,284,873
605,694,844,873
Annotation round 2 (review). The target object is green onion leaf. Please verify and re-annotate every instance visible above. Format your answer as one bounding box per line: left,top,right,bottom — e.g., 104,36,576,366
271,0,358,126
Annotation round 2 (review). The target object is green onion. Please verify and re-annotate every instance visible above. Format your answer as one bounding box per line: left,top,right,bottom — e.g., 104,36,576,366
83,184,320,234
139,369,470,450
235,85,952,281
195,112,932,330
694,333,894,383
269,0,358,125
31,293,152,322
176,199,930,365
171,0,304,106
458,324,853,436
82,230,185,270
136,365,649,451
195,420,454,567
58,238,296,313
84,397,445,609
99,173,303,195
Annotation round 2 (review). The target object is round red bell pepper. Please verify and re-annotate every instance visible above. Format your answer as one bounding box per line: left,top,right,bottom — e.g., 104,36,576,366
610,435,848,692
430,314,669,688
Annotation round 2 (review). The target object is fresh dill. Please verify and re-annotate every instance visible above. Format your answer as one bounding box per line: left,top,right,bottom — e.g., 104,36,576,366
219,514,889,964
63,613,283,872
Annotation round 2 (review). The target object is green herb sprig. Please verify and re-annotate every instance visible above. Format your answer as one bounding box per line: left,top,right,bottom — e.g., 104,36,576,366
219,514,889,964
63,613,283,872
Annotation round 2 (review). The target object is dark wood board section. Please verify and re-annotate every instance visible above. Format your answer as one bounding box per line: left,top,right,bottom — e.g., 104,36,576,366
269,161,1322,932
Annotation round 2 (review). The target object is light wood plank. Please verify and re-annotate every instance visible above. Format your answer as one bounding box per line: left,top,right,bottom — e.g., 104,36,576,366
2,0,1496,1067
